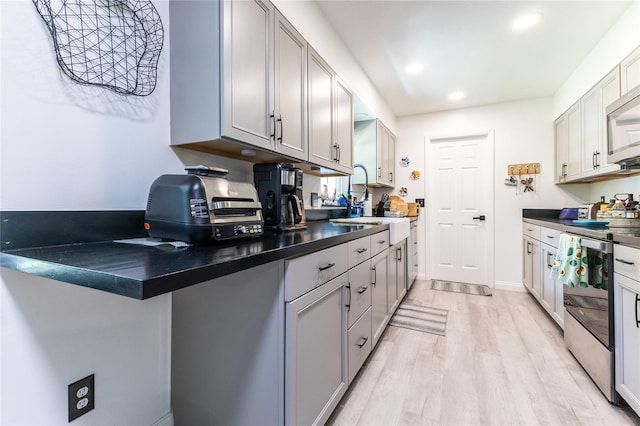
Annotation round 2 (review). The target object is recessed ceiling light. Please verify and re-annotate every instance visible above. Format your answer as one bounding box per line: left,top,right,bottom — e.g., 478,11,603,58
448,91,465,101
513,12,543,31
405,62,424,75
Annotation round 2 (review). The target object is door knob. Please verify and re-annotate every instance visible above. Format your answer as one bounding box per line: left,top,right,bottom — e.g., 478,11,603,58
472,215,486,221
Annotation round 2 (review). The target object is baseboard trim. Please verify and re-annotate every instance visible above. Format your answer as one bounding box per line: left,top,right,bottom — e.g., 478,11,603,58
495,281,527,293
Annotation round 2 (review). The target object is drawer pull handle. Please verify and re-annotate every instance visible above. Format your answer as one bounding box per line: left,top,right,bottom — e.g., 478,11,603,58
546,236,555,239
318,262,335,271
357,286,367,294
377,240,386,244
356,336,368,348
346,284,351,312
356,248,368,254
615,258,635,266
636,293,639,329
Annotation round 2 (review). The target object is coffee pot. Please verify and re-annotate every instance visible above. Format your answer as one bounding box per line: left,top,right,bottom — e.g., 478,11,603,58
253,163,306,231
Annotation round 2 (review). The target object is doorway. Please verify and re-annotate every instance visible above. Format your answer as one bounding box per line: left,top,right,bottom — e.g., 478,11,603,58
425,131,494,286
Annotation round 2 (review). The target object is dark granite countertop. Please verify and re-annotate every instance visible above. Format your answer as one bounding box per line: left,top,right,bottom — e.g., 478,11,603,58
522,209,640,247
0,211,388,300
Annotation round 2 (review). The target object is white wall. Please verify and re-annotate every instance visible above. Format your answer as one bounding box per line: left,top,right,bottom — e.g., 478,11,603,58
553,0,640,118
397,97,591,290
2,1,177,424
273,0,397,133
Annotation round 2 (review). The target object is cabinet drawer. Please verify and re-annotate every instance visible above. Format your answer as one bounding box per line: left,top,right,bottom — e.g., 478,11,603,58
348,307,372,384
614,245,640,282
285,243,349,301
348,260,372,327
541,227,561,248
523,223,540,240
348,236,371,269
371,230,390,256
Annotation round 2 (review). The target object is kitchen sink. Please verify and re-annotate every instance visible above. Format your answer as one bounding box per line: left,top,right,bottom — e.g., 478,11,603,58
330,217,410,245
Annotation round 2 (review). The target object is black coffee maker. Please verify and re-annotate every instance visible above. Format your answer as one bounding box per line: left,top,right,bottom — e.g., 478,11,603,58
253,163,306,231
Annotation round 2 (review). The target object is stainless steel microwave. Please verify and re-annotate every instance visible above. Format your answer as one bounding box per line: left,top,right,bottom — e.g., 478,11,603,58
607,84,640,168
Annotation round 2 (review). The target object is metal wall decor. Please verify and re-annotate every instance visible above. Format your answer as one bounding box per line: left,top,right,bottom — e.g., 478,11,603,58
33,0,164,96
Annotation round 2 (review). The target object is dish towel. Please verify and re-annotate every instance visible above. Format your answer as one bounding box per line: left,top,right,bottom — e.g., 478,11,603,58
550,234,589,288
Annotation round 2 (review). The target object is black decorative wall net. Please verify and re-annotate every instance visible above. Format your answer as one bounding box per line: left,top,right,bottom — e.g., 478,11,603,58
33,0,164,96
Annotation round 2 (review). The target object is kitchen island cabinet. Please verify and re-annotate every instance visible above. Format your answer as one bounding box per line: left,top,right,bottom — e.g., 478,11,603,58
614,244,640,417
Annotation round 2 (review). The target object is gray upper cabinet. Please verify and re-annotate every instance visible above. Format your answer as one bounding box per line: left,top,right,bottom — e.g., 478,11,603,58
308,47,335,169
169,0,309,162
353,119,396,187
222,0,274,150
308,48,354,174
334,76,354,174
274,10,308,160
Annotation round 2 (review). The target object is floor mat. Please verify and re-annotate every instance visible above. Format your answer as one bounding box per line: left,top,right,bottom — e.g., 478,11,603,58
388,303,448,336
431,280,492,296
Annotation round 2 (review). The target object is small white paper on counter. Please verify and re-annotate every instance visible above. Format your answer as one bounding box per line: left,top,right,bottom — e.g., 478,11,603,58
114,237,191,248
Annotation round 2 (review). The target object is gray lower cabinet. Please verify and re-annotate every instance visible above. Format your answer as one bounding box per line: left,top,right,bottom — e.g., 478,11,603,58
285,273,348,426
171,262,285,425
371,248,390,346
347,259,372,384
389,240,407,313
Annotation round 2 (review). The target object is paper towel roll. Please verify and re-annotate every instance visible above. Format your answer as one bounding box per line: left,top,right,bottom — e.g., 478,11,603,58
363,199,372,217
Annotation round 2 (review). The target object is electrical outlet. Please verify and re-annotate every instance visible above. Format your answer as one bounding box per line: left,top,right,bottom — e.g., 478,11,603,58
415,198,425,207
68,374,94,422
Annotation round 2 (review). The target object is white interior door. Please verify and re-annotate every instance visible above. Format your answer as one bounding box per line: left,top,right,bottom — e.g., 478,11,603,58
427,131,494,286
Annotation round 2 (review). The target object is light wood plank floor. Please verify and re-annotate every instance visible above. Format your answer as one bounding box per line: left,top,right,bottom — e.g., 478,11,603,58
328,280,640,426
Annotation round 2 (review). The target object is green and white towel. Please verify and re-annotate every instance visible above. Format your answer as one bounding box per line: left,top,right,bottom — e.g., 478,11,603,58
550,234,589,288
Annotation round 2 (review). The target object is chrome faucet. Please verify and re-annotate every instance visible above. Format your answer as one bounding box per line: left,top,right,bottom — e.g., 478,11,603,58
347,163,369,204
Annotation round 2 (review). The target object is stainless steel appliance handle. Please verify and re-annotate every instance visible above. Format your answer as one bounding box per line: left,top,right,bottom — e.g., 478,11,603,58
210,201,262,210
578,237,610,252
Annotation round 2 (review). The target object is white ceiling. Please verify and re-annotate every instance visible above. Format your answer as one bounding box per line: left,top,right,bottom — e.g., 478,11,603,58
314,0,632,117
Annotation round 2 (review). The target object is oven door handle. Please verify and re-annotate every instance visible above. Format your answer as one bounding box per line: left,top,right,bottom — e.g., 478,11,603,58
578,237,610,252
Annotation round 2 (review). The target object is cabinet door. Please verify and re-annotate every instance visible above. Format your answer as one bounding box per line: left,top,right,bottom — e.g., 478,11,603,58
308,47,335,169
555,114,569,183
531,239,541,300
566,103,582,182
621,45,640,94
371,249,389,346
285,274,348,426
348,259,372,328
541,243,556,314
387,247,399,314
387,131,396,186
615,273,640,416
376,121,388,185
274,11,307,160
396,241,407,302
553,270,564,329
334,76,353,173
523,236,534,291
222,0,274,150
581,87,600,177
597,68,621,174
